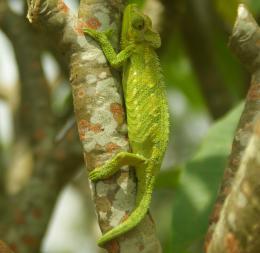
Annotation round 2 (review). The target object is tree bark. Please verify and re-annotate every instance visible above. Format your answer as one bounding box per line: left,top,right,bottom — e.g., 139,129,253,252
0,2,82,252
205,4,260,252
27,0,161,252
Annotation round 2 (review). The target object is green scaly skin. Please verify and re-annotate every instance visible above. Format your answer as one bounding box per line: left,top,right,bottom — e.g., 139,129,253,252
84,4,169,246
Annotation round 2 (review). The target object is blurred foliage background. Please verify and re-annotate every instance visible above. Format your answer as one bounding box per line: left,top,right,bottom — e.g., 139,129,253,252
0,0,259,252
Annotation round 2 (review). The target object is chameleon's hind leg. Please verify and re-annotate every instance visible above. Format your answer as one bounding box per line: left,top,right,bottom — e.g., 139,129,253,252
89,152,147,181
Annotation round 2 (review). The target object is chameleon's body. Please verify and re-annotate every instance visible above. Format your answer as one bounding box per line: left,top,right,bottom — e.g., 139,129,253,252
84,4,169,246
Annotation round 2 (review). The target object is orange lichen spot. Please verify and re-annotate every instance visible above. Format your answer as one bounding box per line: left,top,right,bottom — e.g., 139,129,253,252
86,17,101,30
105,240,120,253
75,21,88,35
210,203,222,224
110,103,124,124
14,210,26,225
77,88,86,98
32,208,42,219
78,119,103,133
247,83,260,100
0,240,14,253
225,233,241,253
90,123,102,133
79,119,88,128
78,120,88,140
33,128,45,141
78,119,103,140
58,0,69,13
204,230,213,253
78,130,87,141
106,142,120,153
21,235,39,247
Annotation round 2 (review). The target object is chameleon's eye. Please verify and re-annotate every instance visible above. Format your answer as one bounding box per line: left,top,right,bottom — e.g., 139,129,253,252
132,17,145,30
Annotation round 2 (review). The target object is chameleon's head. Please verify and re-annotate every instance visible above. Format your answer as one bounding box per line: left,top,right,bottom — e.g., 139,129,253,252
121,4,161,49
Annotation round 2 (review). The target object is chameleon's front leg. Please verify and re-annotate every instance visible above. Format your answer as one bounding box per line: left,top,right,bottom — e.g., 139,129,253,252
89,152,147,181
84,28,134,68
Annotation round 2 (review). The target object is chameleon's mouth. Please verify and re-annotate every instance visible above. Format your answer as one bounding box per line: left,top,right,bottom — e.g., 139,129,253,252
145,29,161,48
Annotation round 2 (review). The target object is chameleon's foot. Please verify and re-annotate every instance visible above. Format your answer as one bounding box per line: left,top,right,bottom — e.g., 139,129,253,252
89,152,147,182
89,167,109,181
84,28,114,40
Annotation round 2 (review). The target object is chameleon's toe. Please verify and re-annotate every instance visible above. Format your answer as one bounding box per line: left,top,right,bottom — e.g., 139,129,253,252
84,28,105,40
89,170,101,181
84,28,99,38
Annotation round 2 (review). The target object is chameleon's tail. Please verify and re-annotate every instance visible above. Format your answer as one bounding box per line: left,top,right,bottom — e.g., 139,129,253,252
97,165,156,246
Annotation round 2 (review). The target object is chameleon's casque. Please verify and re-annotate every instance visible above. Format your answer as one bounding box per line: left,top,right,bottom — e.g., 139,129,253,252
84,4,169,246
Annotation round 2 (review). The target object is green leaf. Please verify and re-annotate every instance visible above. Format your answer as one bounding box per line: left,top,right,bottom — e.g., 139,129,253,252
171,102,244,253
155,167,182,190
249,0,260,15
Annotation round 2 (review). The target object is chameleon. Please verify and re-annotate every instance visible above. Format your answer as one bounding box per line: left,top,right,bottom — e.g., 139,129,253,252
84,4,169,246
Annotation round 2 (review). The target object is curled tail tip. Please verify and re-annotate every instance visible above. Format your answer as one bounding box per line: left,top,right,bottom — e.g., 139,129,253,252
97,203,151,246
97,233,123,247
97,177,154,246
97,226,125,246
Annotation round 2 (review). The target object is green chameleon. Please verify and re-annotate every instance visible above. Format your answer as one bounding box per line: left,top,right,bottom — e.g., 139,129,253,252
84,4,169,246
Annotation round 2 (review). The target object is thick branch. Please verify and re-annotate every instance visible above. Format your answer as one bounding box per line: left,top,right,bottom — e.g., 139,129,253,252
0,2,51,145
28,0,161,252
205,5,260,252
0,3,82,252
0,128,82,252
206,118,260,253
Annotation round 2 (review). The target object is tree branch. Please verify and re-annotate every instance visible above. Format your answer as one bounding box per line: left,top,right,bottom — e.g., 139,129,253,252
27,0,161,252
0,3,82,252
0,127,82,252
0,2,51,144
206,116,260,253
205,4,260,252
